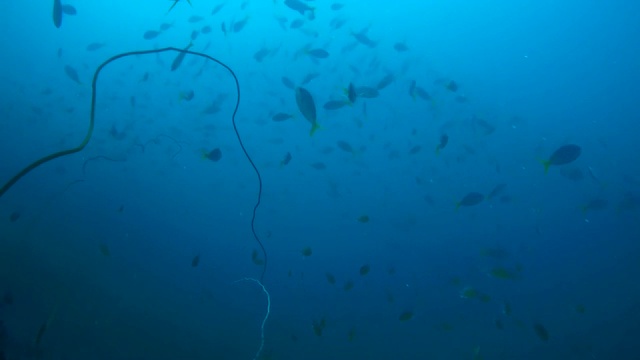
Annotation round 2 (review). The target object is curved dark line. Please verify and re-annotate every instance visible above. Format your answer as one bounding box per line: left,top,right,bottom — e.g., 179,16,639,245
0,47,268,281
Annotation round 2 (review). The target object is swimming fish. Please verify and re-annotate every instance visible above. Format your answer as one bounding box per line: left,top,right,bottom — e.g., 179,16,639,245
295,87,320,136
456,192,484,210
435,134,448,155
204,148,222,162
542,144,581,173
285,0,315,20
64,65,81,84
170,42,193,71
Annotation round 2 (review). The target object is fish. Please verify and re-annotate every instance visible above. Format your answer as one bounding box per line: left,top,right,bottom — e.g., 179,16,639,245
323,100,347,110
359,264,370,276
357,215,369,223
435,134,448,155
86,42,106,51
446,80,458,92
170,42,193,71
272,113,293,122
343,280,354,291
201,25,212,34
61,4,77,15
285,0,315,20
301,72,319,85
167,0,192,13
376,74,395,90
409,145,421,155
325,273,336,284
295,87,320,136
179,90,195,102
347,83,357,104
541,144,581,173
64,65,81,84
312,318,326,336
143,30,161,40
394,42,409,52
351,30,377,48
233,16,250,32
290,19,305,29
486,183,507,200
191,255,200,267
306,48,329,58
9,211,20,222
355,86,379,98
204,148,222,162
310,162,326,170
254,47,271,62
456,192,484,209
190,30,199,41
301,247,312,257
52,0,62,28
398,311,413,322
282,76,296,90
280,152,292,166
580,198,608,214
188,15,204,23
337,140,355,154
533,323,549,341
99,243,110,257
252,249,264,265
211,3,225,15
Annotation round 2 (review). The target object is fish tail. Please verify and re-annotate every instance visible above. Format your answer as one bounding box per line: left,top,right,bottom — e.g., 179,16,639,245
309,123,321,137
540,160,551,174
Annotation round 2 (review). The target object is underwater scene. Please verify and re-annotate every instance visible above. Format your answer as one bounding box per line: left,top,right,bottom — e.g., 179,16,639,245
1,0,640,359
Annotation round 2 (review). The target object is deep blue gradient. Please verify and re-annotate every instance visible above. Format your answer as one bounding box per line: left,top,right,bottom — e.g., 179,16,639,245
1,1,639,359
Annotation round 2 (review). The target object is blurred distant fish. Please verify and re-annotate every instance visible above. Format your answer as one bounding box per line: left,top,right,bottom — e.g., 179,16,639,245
280,152,292,166
435,134,448,155
188,15,204,23
167,0,192,13
211,3,224,15
52,0,62,28
143,30,161,40
323,100,347,110
64,65,81,84
203,148,222,162
456,192,484,210
376,74,395,90
86,42,106,51
282,76,296,90
170,42,193,71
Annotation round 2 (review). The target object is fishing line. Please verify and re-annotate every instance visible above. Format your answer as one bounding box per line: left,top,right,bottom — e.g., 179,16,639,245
0,47,269,280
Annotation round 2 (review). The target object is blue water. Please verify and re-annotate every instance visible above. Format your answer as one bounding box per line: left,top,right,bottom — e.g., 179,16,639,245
1,0,639,359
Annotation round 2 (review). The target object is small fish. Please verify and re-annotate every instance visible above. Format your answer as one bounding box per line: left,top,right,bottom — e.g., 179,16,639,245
376,74,395,90
355,86,379,98
486,183,507,200
325,272,336,284
357,215,369,223
281,76,296,90
191,255,200,267
306,48,329,58
337,141,354,154
179,90,195,102
201,25,212,34
52,0,62,28
188,15,204,23
446,80,458,92
251,249,264,265
394,42,409,52
398,311,413,322
143,30,161,40
170,42,193,71
310,162,326,170
64,65,81,84
435,134,448,155
295,87,320,136
456,192,484,209
533,323,549,341
204,148,222,162
541,144,581,173
272,112,293,122
343,280,354,291
285,0,315,20
167,0,192,13
86,42,106,51
99,243,110,257
211,3,225,15
323,100,347,110
61,4,77,15
280,152,292,166
359,264,370,276
233,16,250,33
9,211,20,222
409,145,421,155
290,19,305,29
301,247,312,257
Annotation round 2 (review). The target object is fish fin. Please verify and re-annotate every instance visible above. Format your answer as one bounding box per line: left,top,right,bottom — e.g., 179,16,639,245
309,123,321,137
167,0,179,13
